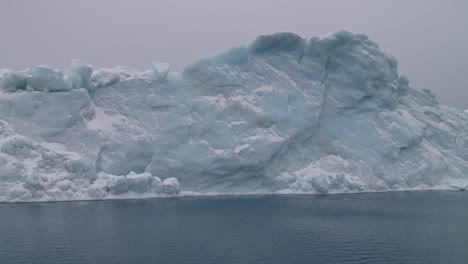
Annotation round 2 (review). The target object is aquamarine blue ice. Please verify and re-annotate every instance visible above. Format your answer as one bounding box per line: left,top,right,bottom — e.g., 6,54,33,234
0,31,467,202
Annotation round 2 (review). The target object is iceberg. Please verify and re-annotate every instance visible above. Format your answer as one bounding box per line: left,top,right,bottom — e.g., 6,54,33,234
0,31,467,202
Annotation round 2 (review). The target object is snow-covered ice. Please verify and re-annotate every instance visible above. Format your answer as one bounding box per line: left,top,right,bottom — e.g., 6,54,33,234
0,31,467,202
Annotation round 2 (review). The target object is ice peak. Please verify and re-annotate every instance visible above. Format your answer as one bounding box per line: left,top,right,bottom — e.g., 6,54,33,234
249,32,305,53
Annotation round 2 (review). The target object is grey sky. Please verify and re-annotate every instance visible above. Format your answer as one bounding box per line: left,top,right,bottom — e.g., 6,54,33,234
1,0,467,108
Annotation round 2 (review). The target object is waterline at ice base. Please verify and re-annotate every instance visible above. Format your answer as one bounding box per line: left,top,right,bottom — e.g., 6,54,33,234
0,31,467,202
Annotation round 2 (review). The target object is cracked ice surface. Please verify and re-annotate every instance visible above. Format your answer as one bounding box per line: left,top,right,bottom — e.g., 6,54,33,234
0,31,467,202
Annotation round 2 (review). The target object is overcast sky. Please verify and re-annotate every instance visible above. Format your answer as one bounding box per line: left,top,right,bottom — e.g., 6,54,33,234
1,0,467,108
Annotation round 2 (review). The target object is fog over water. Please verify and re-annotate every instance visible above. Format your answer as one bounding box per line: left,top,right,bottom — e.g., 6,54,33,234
1,0,467,108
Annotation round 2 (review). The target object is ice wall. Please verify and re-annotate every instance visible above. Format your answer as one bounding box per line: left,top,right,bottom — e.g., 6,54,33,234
0,31,467,202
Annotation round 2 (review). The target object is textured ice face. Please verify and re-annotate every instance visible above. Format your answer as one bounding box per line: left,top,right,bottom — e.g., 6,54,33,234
0,31,467,202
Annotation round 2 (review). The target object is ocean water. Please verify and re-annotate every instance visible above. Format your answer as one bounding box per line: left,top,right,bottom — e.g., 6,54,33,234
0,191,467,264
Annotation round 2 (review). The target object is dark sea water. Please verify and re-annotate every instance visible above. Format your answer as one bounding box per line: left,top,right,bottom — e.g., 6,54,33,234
1,191,467,264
